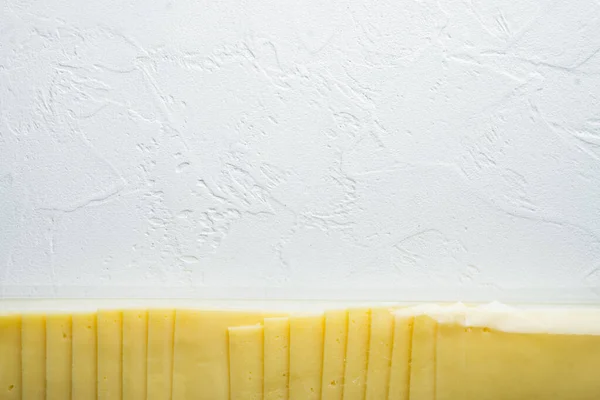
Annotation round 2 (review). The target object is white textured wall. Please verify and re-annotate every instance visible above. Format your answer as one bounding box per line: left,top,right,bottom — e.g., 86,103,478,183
1,0,600,302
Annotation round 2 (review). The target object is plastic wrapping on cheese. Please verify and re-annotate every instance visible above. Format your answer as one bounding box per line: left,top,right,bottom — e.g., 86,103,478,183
1,302,600,399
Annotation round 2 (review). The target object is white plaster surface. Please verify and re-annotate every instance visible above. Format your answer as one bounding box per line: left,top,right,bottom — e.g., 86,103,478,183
1,0,600,302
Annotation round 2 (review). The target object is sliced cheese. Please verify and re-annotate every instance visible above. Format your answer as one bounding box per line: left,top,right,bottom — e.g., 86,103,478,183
289,314,324,400
343,308,371,400
321,309,348,400
22,314,45,400
72,313,97,400
46,314,71,400
264,317,290,400
409,315,436,400
387,316,413,400
172,310,282,400
229,325,264,400
98,310,122,400
123,310,148,400
0,315,22,400
147,309,174,400
365,308,394,400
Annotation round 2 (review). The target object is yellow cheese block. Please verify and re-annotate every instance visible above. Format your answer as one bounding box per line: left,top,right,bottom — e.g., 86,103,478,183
387,315,413,400
289,314,324,400
122,310,148,400
147,309,175,400
229,325,264,400
22,314,45,400
365,308,395,400
172,310,282,400
461,326,600,399
98,310,123,400
343,308,371,400
0,315,22,400
321,309,348,400
46,314,72,400
409,315,437,400
264,317,290,400
72,313,97,400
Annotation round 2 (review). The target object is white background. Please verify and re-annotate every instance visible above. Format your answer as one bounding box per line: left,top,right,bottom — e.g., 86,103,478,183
1,0,600,302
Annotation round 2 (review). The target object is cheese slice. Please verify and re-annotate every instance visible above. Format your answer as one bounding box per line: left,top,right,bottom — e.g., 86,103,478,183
22,314,45,400
387,316,413,400
0,315,22,400
289,314,324,400
321,309,348,400
343,308,371,400
72,313,97,400
264,317,290,400
229,325,264,400
409,315,436,400
365,308,395,400
122,310,148,400
98,310,123,400
46,314,72,400
147,309,174,400
172,310,282,400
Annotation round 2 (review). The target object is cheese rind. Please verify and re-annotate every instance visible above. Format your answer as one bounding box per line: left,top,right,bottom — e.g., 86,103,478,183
264,317,290,400
22,314,45,400
147,309,174,400
343,308,371,400
0,315,22,400
365,308,394,400
46,314,72,400
387,316,413,400
72,313,97,400
123,310,148,400
229,325,264,400
321,309,348,400
289,314,324,400
409,315,437,400
98,310,123,400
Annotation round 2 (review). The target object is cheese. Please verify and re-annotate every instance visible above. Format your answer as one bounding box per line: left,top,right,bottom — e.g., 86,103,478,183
172,310,281,400
321,309,348,400
46,314,72,400
409,315,437,400
387,316,413,400
343,308,370,400
0,315,21,400
264,317,290,400
22,314,45,400
122,310,148,400
229,325,264,400
289,314,324,400
365,308,394,400
98,310,123,400
72,313,97,400
147,309,174,400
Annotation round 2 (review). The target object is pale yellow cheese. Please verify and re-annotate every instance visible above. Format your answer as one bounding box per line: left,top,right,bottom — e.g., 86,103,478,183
289,314,324,400
122,310,148,400
387,316,413,400
264,317,290,400
229,325,264,400
0,315,22,400
320,309,348,400
343,308,371,400
365,308,394,400
72,313,97,400
22,314,45,400
46,314,72,400
172,310,282,400
409,315,436,400
147,309,175,400
434,321,465,400
98,310,123,400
